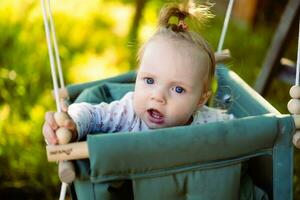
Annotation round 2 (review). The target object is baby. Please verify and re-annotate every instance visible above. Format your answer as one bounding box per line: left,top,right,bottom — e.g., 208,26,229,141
43,1,233,145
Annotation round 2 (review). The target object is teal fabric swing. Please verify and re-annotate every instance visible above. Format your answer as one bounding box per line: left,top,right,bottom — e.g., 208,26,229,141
63,65,294,200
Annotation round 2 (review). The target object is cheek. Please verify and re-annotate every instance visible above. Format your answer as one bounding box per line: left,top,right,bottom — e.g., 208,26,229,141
135,82,150,99
133,88,146,113
179,105,196,117
169,97,198,116
168,105,194,125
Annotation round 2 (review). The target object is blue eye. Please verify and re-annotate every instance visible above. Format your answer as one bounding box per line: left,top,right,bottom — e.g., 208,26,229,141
145,78,154,84
175,86,184,94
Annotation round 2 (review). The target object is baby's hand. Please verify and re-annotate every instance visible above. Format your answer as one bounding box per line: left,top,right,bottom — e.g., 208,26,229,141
42,111,77,145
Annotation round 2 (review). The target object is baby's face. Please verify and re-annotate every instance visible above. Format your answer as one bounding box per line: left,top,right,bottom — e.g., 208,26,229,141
133,36,210,129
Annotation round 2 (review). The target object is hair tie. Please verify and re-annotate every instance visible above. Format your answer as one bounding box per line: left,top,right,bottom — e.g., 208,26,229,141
178,19,188,31
169,19,188,32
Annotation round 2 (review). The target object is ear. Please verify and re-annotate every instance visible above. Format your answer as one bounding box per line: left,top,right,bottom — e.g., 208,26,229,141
197,91,211,108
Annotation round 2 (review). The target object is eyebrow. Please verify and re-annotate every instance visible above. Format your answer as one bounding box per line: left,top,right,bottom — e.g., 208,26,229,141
138,71,154,77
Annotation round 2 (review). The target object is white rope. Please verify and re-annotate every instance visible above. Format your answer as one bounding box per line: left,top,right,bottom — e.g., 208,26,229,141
47,0,65,88
41,0,61,112
59,183,68,200
41,0,67,199
217,0,235,53
296,17,300,86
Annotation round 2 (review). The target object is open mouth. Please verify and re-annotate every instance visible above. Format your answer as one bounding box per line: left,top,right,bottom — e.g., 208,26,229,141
147,109,164,124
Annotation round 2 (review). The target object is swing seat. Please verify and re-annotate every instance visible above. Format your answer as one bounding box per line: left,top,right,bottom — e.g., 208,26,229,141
65,65,294,200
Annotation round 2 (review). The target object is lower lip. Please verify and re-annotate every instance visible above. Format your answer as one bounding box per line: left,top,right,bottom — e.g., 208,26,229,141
147,111,164,125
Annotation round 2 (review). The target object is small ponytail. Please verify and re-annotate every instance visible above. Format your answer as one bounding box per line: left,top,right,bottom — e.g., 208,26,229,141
159,7,188,32
158,0,214,33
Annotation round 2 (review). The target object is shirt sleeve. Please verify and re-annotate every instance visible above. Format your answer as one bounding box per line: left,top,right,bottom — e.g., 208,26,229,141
192,106,234,125
67,92,136,140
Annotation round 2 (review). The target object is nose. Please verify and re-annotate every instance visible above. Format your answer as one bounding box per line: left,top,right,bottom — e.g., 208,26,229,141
150,88,166,104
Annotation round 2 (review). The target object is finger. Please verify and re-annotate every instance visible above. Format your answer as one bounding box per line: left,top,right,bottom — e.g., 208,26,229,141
64,119,76,132
59,88,69,99
60,99,69,112
45,111,58,130
42,123,58,145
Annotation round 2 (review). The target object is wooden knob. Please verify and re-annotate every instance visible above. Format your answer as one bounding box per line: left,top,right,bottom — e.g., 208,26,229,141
56,127,72,145
54,112,69,127
290,85,300,99
293,131,300,149
293,115,300,129
215,49,231,63
59,161,76,183
287,99,300,114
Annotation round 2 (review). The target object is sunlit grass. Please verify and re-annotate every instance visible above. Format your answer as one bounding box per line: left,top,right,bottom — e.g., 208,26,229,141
0,0,135,83
42,1,135,82
51,0,101,20
0,0,34,23
107,4,134,37
0,105,10,146
139,1,158,43
70,48,130,83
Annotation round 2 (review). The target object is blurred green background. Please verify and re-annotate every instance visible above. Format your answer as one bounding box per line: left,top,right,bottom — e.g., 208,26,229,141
0,0,298,199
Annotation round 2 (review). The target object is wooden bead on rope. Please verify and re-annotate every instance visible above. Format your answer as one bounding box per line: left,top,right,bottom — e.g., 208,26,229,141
215,49,231,63
59,161,76,184
293,115,300,129
287,99,300,114
56,127,73,145
54,112,69,127
290,85,300,99
293,131,300,149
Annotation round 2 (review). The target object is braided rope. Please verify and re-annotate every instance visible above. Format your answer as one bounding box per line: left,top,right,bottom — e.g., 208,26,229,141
47,0,65,88
41,0,61,112
296,17,300,85
217,0,235,53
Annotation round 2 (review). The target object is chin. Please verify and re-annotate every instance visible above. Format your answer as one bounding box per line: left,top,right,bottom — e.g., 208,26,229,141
146,122,167,129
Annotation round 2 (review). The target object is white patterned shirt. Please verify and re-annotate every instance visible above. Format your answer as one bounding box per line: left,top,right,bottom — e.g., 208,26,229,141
68,91,234,140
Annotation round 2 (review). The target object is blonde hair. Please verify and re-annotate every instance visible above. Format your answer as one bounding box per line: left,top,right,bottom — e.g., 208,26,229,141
137,0,215,92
